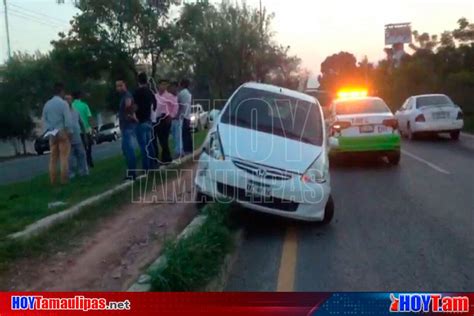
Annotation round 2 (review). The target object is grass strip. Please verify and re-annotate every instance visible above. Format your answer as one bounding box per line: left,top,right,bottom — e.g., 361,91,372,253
0,131,208,240
150,202,235,291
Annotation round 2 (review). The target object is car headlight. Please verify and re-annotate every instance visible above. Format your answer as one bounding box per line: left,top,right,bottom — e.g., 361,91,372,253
301,155,329,184
190,115,197,122
205,131,225,160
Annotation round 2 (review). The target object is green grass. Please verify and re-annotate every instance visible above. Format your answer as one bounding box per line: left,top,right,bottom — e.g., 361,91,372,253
464,115,474,134
150,203,234,291
0,130,208,240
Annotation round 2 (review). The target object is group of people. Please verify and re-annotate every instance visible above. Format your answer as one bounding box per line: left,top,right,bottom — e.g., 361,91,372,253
41,73,193,185
42,83,94,185
116,73,194,180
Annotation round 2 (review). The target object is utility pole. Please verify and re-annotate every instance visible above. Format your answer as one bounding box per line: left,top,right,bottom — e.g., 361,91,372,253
3,0,11,59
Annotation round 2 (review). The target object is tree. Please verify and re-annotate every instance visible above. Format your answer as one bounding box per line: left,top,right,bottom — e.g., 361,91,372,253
318,52,363,93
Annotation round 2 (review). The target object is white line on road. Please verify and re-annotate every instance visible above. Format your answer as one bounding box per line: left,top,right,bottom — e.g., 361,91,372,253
401,150,451,175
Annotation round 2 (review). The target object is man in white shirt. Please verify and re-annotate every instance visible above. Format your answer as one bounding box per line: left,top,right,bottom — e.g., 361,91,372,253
178,79,193,154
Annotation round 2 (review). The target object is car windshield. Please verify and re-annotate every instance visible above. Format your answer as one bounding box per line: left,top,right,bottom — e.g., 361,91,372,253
191,107,199,114
416,96,453,108
335,98,390,115
220,87,323,146
100,123,115,131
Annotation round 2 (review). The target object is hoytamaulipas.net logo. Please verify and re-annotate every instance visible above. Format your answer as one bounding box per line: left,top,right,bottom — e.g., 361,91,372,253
390,293,469,313
11,295,131,312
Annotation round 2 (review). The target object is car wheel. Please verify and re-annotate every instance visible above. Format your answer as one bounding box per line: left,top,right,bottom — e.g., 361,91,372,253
450,130,460,141
36,150,43,155
387,150,401,166
321,195,335,225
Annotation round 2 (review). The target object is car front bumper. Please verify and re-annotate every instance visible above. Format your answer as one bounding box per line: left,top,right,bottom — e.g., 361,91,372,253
329,134,401,153
412,120,464,133
194,152,331,222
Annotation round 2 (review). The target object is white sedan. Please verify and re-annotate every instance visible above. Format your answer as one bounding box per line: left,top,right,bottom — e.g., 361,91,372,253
194,82,334,223
395,94,464,140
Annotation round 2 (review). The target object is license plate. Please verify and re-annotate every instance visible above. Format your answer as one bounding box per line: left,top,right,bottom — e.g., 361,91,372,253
359,125,374,133
432,112,449,120
246,182,271,197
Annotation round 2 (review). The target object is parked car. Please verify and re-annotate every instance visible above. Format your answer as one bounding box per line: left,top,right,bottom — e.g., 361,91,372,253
96,123,121,144
395,94,464,140
189,104,209,131
208,109,221,126
34,132,50,155
194,82,334,224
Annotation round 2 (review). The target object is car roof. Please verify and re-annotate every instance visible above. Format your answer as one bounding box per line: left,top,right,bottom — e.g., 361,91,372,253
241,82,317,104
412,94,448,98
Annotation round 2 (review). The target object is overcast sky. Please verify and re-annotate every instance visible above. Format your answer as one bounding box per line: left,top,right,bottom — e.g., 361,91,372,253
0,0,472,74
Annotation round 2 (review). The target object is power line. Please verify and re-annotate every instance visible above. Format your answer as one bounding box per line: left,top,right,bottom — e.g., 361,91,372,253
9,2,69,25
8,7,65,27
9,9,65,28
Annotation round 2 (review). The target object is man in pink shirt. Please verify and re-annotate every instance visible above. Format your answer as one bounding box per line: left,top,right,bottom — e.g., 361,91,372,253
153,79,178,164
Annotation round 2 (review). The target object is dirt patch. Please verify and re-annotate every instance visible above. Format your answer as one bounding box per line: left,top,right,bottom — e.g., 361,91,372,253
5,166,198,291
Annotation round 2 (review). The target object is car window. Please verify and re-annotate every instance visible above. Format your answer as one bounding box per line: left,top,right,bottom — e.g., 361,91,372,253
416,95,453,109
100,123,115,131
335,98,391,115
221,87,323,146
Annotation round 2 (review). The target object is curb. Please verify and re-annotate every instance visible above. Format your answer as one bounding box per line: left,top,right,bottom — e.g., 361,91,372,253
461,132,474,139
8,148,202,241
127,215,243,292
127,215,209,292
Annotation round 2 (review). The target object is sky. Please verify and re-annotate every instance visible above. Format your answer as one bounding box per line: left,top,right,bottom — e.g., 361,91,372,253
0,0,473,74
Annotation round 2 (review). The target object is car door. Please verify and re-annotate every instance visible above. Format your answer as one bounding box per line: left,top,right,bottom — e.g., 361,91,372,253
396,98,410,132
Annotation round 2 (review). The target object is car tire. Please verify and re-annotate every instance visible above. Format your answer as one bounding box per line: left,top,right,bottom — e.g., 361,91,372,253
321,195,335,225
112,133,117,141
387,150,401,166
450,130,460,141
36,150,44,155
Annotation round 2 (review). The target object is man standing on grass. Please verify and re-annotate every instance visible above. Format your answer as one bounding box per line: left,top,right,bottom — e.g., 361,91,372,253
72,91,94,168
116,78,138,181
65,94,88,178
179,79,193,155
42,82,73,185
169,81,184,159
154,79,178,165
133,73,157,171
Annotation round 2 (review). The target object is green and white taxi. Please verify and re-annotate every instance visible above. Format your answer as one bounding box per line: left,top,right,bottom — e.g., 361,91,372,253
327,95,401,165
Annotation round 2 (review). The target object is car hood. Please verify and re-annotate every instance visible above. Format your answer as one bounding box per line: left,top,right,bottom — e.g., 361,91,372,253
218,123,322,174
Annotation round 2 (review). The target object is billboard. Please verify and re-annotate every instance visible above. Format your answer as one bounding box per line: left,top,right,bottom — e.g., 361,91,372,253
385,23,412,45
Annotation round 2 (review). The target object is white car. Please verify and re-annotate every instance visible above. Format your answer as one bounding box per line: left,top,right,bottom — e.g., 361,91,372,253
194,82,334,223
189,104,209,131
328,96,401,165
395,94,464,140
96,122,121,144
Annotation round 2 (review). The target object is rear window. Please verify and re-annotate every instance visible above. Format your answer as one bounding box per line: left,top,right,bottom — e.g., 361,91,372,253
335,98,390,115
221,87,323,146
416,96,453,108
100,123,115,131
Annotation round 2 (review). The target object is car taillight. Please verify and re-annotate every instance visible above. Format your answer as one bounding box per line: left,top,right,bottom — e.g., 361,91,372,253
457,112,463,120
382,118,398,129
331,121,351,134
415,114,426,122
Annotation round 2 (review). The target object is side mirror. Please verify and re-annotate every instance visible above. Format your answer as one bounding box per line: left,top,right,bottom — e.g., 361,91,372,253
209,110,221,121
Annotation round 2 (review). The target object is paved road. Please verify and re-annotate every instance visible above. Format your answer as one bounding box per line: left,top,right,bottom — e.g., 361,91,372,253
0,141,122,185
226,133,474,291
